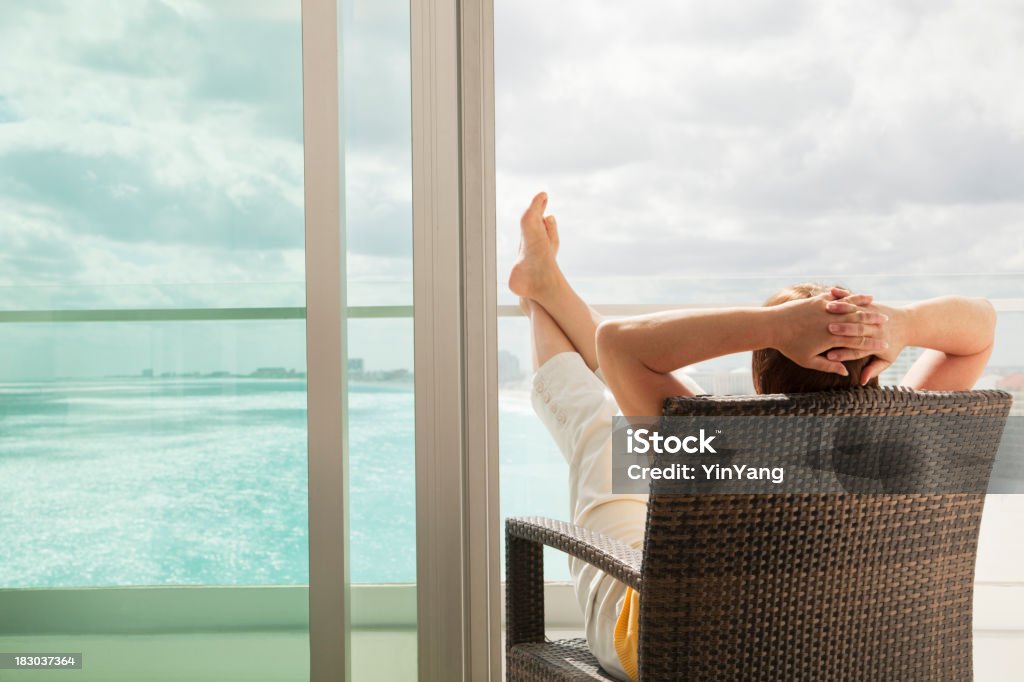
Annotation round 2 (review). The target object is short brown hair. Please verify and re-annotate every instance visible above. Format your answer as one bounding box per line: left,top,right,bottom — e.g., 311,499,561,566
751,283,881,394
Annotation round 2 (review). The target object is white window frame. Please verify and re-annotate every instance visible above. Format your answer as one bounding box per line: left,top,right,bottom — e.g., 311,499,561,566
411,0,502,680
302,0,350,679
302,0,505,677
300,0,503,679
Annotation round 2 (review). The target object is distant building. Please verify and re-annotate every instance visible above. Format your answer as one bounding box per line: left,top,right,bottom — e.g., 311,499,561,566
141,368,153,378
348,358,365,373
251,367,301,379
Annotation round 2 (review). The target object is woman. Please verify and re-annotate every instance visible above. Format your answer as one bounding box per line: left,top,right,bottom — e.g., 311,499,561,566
509,191,997,681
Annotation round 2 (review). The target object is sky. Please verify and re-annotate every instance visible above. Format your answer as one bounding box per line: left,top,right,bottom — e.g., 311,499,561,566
494,0,1024,296
1,0,1022,379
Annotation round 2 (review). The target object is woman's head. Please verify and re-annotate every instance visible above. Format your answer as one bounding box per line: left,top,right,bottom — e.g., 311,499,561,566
752,282,881,394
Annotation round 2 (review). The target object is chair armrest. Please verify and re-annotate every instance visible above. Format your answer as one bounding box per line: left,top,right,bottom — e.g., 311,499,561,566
508,516,643,589
505,516,643,648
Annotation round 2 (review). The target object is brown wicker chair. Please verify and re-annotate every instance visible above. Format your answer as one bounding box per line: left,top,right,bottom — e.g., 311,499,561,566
506,387,1012,681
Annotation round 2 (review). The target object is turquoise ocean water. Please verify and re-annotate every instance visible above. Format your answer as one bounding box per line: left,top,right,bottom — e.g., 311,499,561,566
0,379,571,587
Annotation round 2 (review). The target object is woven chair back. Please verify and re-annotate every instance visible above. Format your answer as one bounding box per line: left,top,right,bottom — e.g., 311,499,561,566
638,387,1012,681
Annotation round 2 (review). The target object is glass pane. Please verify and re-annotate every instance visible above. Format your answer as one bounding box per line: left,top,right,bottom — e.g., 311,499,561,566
0,1,305,587
0,3,305,309
341,0,418,678
348,319,415,584
494,0,1024,586
0,1,309,679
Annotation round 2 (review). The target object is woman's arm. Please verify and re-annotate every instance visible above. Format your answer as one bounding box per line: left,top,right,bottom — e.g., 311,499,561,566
596,295,886,417
829,296,996,390
596,307,771,417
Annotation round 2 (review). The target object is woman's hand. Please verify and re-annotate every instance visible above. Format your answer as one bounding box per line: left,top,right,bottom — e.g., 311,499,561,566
770,290,889,376
824,287,906,384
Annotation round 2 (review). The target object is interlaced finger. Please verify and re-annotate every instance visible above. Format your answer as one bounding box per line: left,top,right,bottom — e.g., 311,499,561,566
825,301,886,318
838,293,873,307
844,310,887,325
828,321,883,338
830,332,887,350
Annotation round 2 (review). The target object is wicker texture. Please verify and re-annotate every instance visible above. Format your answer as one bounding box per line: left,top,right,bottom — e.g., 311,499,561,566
508,639,621,681
505,517,642,653
507,518,643,590
506,387,1012,681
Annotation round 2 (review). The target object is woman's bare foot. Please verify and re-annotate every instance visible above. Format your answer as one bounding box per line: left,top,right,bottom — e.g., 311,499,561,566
508,191,563,301
544,213,559,256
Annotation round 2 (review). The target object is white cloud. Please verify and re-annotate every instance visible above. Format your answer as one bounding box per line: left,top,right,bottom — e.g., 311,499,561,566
494,0,1024,303
0,1,308,307
2,0,1022,319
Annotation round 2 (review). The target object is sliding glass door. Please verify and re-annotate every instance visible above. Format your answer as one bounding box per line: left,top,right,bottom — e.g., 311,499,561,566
0,1,311,679
0,1,419,680
493,0,1024,652
0,0,310,577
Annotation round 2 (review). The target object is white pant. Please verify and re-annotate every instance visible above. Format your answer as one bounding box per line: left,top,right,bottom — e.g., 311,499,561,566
531,351,649,681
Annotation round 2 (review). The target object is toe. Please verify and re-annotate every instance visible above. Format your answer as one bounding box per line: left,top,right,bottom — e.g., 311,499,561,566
544,215,559,252
520,192,549,236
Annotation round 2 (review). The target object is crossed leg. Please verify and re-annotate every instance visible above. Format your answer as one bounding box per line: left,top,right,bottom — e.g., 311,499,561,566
511,192,647,681
510,191,605,371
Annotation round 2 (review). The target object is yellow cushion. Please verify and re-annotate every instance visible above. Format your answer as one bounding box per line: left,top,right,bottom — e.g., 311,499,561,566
613,586,640,681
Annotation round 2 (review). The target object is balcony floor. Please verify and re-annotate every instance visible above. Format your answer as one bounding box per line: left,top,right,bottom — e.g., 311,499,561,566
1,630,1020,680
